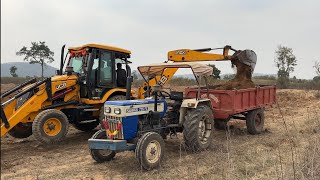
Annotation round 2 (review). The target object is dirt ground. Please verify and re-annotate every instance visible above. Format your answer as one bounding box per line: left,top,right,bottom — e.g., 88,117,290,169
1,84,319,179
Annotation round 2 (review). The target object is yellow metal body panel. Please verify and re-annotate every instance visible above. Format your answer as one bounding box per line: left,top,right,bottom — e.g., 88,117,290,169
68,43,131,54
168,49,231,62
80,88,127,104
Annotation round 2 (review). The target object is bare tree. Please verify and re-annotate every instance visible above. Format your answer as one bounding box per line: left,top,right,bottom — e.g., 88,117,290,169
16,41,54,79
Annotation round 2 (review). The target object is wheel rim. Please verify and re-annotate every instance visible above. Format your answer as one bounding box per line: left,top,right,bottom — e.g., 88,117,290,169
198,115,212,144
43,118,62,136
146,140,161,164
254,114,262,128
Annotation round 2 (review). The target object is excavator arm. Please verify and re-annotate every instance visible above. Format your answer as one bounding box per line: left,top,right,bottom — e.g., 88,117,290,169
137,46,237,98
167,45,236,62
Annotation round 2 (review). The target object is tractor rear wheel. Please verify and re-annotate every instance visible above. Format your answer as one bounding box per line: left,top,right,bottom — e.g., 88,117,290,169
32,109,69,144
246,108,265,135
89,129,116,163
8,122,33,138
135,132,165,170
183,105,214,152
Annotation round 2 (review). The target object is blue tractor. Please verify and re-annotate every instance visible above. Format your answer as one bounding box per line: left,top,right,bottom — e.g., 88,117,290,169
88,62,214,170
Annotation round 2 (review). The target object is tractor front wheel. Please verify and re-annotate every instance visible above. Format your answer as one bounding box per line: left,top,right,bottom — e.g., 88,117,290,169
32,109,69,144
89,129,116,163
135,132,165,170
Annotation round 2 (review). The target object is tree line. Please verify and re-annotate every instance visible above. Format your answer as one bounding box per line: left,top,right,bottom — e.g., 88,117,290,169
9,41,320,89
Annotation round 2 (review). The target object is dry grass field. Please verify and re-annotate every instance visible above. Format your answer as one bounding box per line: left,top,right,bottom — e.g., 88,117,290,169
1,84,319,179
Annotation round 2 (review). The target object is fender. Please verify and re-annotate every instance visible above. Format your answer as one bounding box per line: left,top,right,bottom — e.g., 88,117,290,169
80,88,135,105
179,98,212,125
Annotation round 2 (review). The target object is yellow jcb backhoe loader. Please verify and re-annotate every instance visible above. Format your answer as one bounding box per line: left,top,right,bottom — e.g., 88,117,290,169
1,44,133,144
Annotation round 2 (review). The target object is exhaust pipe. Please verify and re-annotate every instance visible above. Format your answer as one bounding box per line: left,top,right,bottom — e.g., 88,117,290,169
126,65,132,100
59,44,66,75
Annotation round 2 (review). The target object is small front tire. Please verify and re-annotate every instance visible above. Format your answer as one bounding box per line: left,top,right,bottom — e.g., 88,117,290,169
89,129,116,163
135,132,165,170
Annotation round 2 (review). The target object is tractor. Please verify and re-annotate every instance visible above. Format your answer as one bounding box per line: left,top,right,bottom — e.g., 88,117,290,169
88,62,214,170
1,44,133,144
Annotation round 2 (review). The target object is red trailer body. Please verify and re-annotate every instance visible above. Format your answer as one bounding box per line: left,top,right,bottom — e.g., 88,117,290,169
185,85,276,119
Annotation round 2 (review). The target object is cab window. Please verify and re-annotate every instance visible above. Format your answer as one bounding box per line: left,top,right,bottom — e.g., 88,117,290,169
99,51,113,85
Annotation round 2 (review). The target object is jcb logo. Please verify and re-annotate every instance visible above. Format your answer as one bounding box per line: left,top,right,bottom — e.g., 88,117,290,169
158,75,168,86
56,83,67,90
175,50,187,55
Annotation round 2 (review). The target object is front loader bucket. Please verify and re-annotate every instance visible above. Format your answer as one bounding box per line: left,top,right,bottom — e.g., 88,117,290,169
0,78,50,137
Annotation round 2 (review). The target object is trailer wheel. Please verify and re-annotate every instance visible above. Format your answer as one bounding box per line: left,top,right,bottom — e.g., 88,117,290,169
8,122,33,138
32,109,69,144
214,120,228,130
135,132,165,170
89,129,116,163
246,108,265,135
183,105,214,152
72,120,99,132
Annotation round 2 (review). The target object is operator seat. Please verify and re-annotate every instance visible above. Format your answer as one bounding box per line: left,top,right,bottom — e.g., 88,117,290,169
116,63,127,87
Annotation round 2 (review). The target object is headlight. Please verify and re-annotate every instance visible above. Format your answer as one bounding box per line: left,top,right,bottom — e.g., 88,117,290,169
114,108,121,114
105,107,111,113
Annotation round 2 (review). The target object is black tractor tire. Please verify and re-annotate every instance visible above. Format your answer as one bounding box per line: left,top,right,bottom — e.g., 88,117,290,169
89,129,116,163
72,120,99,132
135,132,165,170
32,109,69,144
246,108,265,135
8,122,33,138
183,105,214,152
214,120,228,130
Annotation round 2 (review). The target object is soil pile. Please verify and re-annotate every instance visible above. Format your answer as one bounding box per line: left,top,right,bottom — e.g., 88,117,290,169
216,59,255,90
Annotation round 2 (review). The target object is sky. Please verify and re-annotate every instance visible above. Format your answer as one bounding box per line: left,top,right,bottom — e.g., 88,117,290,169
1,0,319,79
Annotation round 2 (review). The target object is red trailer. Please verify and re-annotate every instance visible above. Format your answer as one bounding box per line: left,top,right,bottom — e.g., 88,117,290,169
185,85,277,134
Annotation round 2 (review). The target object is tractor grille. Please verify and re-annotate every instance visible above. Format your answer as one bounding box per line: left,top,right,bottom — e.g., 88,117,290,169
106,116,123,139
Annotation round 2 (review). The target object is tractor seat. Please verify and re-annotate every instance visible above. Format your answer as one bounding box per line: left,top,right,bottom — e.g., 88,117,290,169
170,91,183,101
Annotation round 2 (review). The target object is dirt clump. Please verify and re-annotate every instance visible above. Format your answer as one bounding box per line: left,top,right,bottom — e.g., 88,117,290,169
216,59,255,90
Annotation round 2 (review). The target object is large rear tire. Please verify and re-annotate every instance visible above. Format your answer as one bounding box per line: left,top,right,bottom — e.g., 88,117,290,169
246,108,265,135
183,105,214,152
89,129,116,163
32,109,69,144
135,132,165,170
8,122,33,138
